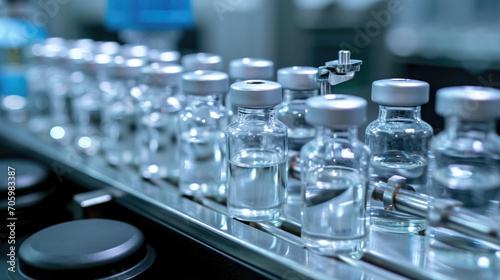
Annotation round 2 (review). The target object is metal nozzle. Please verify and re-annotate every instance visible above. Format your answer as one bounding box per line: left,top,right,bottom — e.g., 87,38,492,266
316,50,363,94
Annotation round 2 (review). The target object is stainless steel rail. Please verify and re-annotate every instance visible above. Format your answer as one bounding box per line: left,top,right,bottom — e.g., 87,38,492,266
0,119,473,280
372,175,500,245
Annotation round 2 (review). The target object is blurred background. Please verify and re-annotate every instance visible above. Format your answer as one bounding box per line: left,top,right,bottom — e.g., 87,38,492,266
1,0,500,136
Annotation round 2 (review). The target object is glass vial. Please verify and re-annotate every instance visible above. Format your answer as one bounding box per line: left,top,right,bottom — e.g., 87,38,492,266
25,42,53,133
72,53,113,156
101,56,146,166
138,63,184,179
179,70,229,198
300,94,369,257
181,53,224,72
226,80,287,221
275,67,320,212
427,86,500,271
227,58,274,121
46,45,88,144
365,78,432,233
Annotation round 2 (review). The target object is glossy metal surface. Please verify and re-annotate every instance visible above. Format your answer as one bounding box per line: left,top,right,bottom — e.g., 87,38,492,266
0,119,468,280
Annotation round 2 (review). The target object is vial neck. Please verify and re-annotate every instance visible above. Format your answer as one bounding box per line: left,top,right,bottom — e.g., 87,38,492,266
238,107,275,121
188,94,223,106
148,85,175,99
282,89,319,103
379,105,421,122
316,126,358,142
445,117,497,138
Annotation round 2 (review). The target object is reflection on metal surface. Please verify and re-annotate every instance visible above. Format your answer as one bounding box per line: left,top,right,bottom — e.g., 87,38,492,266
0,119,487,280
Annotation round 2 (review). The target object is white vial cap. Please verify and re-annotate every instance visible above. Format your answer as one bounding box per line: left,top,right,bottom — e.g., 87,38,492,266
306,94,367,128
181,53,224,72
229,58,274,80
277,66,320,90
435,86,500,121
141,63,184,87
372,78,429,106
230,80,282,108
182,70,229,95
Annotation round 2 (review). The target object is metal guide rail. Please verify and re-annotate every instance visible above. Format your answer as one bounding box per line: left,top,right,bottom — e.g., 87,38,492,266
0,118,476,280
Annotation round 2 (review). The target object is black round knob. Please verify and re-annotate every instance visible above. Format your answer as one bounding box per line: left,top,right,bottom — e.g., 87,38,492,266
13,219,155,280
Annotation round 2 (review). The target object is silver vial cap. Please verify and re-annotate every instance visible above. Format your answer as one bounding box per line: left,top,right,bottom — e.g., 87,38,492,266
93,41,121,56
277,66,320,90
230,80,282,108
435,86,500,121
229,58,274,80
182,70,229,95
68,38,95,51
372,78,429,106
119,44,150,59
181,53,224,72
141,63,184,87
306,94,367,128
43,37,66,46
81,53,113,74
109,56,146,79
149,49,181,64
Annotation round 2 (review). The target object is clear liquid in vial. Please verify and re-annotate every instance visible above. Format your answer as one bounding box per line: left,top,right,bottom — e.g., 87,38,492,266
138,113,179,179
369,152,428,233
179,130,226,198
427,165,500,271
302,166,366,256
227,150,286,221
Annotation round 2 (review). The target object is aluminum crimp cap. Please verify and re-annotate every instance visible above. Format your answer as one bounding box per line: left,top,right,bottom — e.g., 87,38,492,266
109,56,147,79
81,53,113,74
119,44,149,59
230,80,282,108
305,94,367,128
181,53,224,72
141,63,184,87
182,70,229,95
372,78,429,106
148,49,181,64
93,41,120,56
435,86,500,121
277,66,320,90
229,58,274,80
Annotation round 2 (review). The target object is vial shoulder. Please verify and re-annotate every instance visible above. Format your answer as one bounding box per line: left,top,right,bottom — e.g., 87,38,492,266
365,120,433,140
300,138,369,157
432,130,500,156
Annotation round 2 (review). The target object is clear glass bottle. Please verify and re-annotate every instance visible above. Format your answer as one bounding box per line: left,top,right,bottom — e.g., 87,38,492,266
72,53,113,156
101,56,146,165
226,80,287,221
25,42,53,134
427,86,500,271
181,53,224,72
179,70,229,198
300,94,369,257
138,63,184,179
227,58,274,121
46,45,89,144
365,78,432,233
275,66,319,215
148,49,180,64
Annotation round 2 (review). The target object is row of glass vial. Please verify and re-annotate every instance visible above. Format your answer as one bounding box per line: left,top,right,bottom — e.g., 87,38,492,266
22,39,500,259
